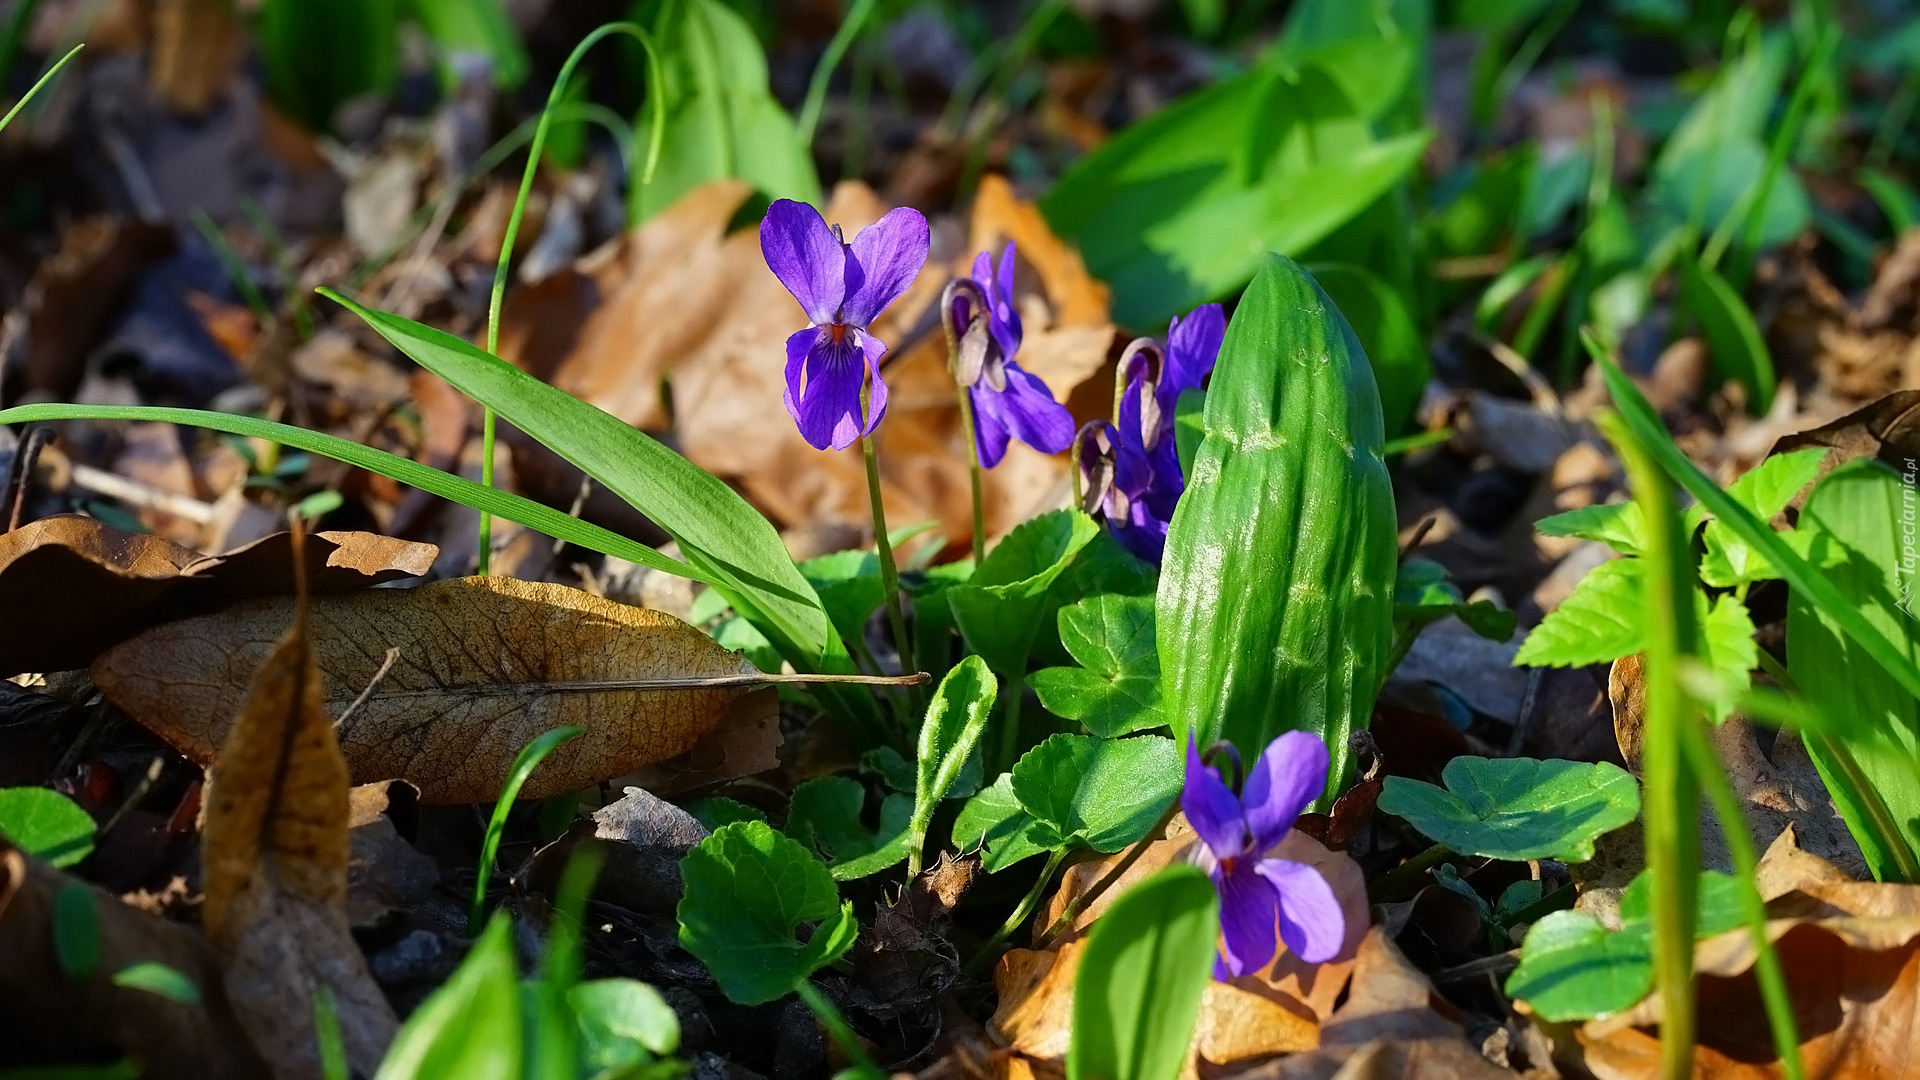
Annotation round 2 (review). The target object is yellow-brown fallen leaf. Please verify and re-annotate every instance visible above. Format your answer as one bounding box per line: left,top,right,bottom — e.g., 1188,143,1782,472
0,839,269,1078
990,821,1368,1077
200,559,396,1080
0,516,435,676
93,576,770,803
1574,828,1920,1079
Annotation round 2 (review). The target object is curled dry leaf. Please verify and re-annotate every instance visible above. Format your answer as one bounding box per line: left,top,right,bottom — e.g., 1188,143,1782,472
990,820,1369,1076
0,840,269,1077
93,576,769,803
0,516,435,676
200,568,396,1080
1575,828,1920,1080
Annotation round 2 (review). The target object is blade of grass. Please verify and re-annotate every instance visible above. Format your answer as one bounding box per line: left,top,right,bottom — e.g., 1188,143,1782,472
0,402,707,582
189,210,275,328
1586,331,1920,707
478,21,667,575
469,726,587,935
0,42,80,132
796,0,879,146
1595,409,1698,1077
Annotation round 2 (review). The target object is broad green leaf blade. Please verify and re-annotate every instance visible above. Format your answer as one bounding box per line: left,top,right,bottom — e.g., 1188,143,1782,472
1677,254,1776,414
570,979,680,1064
0,403,702,582
376,916,522,1080
319,291,849,683
1697,447,1829,586
1535,503,1647,556
1513,559,1647,667
413,0,531,91
913,656,997,838
1158,255,1397,796
784,777,911,879
1786,459,1920,880
948,510,1099,678
258,0,397,131
951,773,1053,873
1068,865,1218,1080
1700,595,1758,719
1030,594,1164,737
629,0,820,223
1376,757,1641,862
1011,734,1181,853
800,549,884,652
677,821,858,1004
0,787,95,867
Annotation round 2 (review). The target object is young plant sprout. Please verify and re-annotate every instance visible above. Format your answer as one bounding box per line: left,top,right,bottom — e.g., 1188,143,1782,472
1183,730,1344,978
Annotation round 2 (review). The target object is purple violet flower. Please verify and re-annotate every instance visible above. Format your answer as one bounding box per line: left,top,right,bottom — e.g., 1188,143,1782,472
761,199,930,450
955,243,1074,468
1183,731,1345,979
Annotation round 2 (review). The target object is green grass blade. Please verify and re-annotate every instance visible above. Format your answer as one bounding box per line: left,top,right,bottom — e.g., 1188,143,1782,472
796,0,879,144
469,726,586,935
0,403,705,583
0,42,80,133
1594,409,1699,1076
1588,333,1920,706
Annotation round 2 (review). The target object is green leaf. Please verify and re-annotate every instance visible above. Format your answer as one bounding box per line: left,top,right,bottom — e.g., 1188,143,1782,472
948,510,1099,678
1030,594,1165,737
1158,255,1397,797
1513,559,1647,667
1376,756,1641,862
1394,560,1516,643
677,821,859,1005
1040,61,1429,326
950,773,1052,873
1068,865,1218,1080
0,788,95,867
1698,447,1829,586
569,978,680,1066
258,0,398,131
1173,389,1205,480
318,290,867,725
1677,253,1776,414
1011,735,1181,853
376,916,522,1080
1535,503,1647,556
912,656,997,842
472,726,585,935
1306,263,1428,435
1506,871,1745,1022
800,549,883,653
784,777,911,880
110,962,202,1006
687,796,766,831
1786,459,1920,880
52,881,100,979
1700,594,1758,718
628,0,820,223
413,0,531,91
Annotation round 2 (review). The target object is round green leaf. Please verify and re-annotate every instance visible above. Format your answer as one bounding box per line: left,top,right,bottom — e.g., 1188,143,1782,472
0,787,97,867
1376,757,1639,862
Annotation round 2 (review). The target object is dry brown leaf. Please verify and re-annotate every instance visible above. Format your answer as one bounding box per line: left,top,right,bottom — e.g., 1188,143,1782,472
1576,829,1920,1079
94,575,770,803
147,0,242,114
499,177,1112,555
0,516,435,676
200,560,396,1079
20,217,177,401
0,840,270,1077
1772,388,1920,488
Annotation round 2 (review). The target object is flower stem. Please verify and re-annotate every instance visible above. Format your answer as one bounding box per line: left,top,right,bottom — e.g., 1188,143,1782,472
861,433,912,686
954,382,986,567
1366,842,1454,902
477,412,496,575
965,848,1066,974
1032,798,1181,950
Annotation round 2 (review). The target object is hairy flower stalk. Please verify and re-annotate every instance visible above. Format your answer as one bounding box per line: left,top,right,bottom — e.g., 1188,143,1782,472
1183,730,1344,977
760,199,929,687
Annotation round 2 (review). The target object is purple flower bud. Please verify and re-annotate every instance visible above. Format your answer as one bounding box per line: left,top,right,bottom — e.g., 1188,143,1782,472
761,199,930,450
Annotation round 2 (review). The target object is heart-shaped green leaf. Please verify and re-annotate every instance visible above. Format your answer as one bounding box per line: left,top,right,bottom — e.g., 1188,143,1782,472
950,774,1052,873
0,788,96,868
1031,594,1165,737
677,821,858,1005
949,511,1099,678
1376,757,1640,862
1012,734,1182,853
783,778,911,882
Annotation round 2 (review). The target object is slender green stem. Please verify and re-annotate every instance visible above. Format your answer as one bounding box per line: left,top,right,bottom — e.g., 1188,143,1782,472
966,848,1067,974
955,383,986,566
995,670,1026,777
1367,842,1454,902
1868,69,1920,168
469,726,587,935
1680,721,1804,1080
795,983,884,1079
1033,799,1181,950
861,433,911,683
796,0,879,146
478,22,667,575
0,42,79,134
1601,409,1699,1080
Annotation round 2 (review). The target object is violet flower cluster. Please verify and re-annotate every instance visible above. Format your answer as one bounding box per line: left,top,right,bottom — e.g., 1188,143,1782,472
952,242,1075,468
1183,730,1345,979
1079,304,1224,562
760,199,930,451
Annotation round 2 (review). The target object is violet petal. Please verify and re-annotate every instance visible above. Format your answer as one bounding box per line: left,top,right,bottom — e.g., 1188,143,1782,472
760,200,846,326
1241,730,1330,851
1162,303,1225,402
970,381,1013,469
1182,737,1248,859
842,207,930,326
792,333,870,451
1258,857,1345,964
1215,862,1280,978
989,362,1073,455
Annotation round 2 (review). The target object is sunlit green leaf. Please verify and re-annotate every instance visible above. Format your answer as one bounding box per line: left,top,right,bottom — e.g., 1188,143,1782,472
677,821,858,1005
1068,865,1218,1080
1377,756,1641,862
